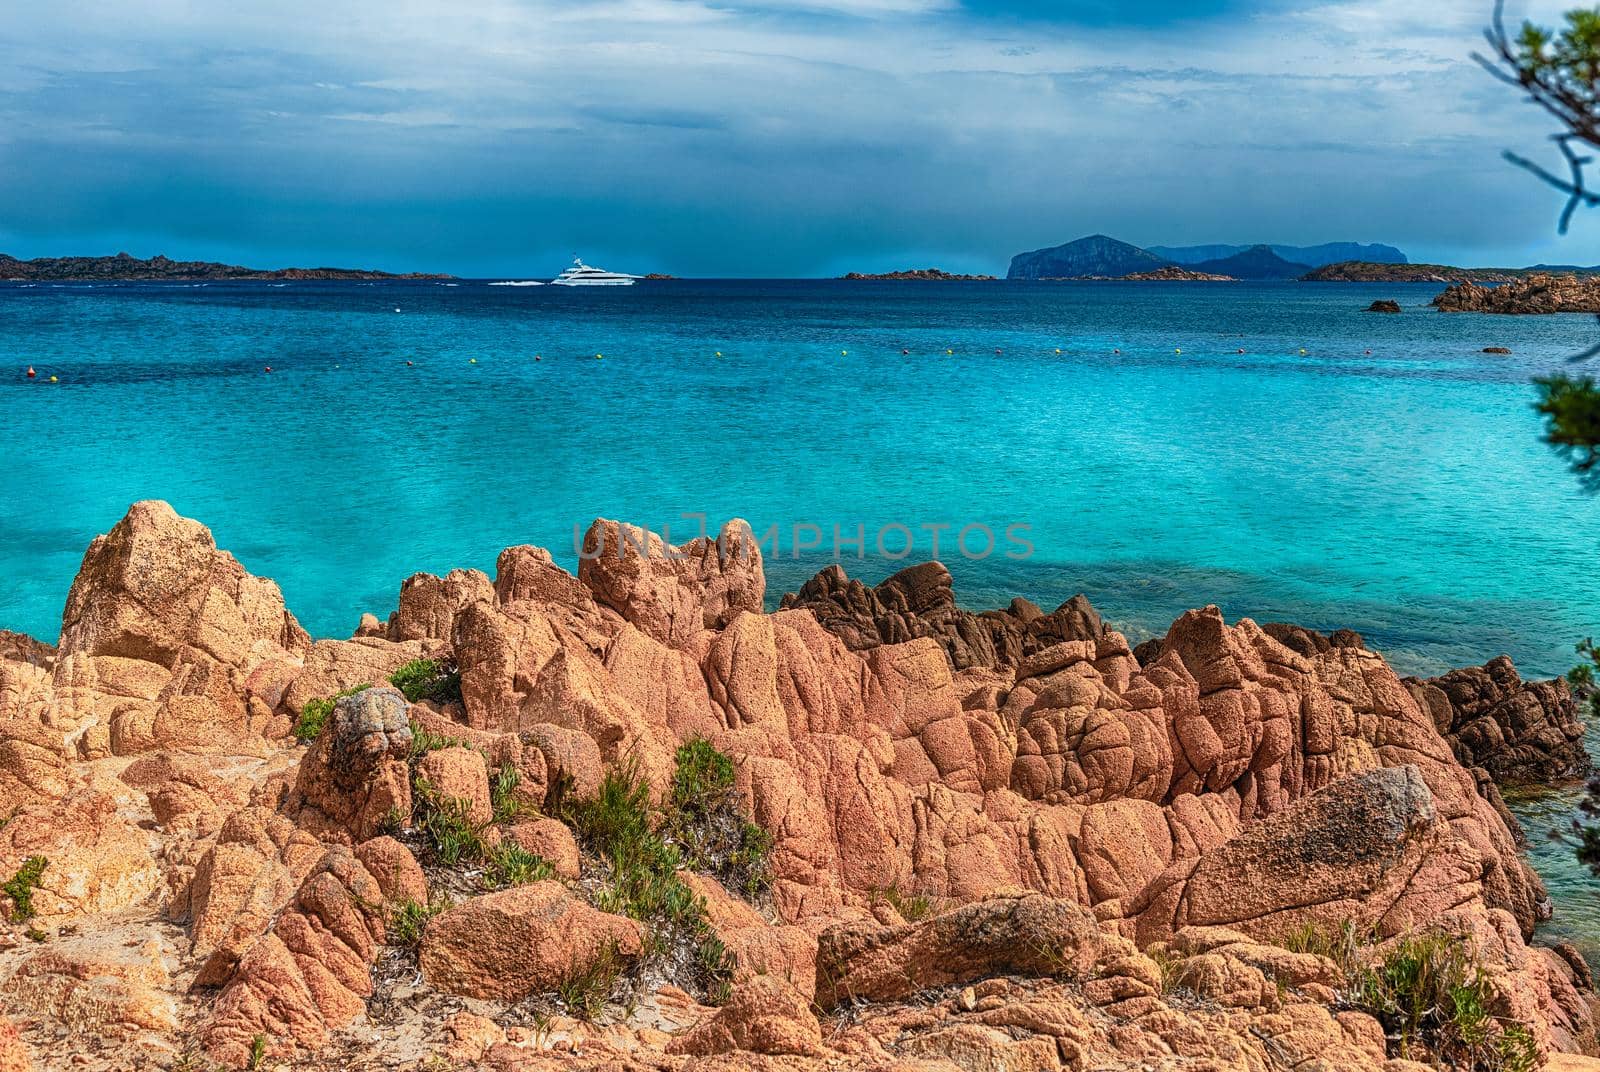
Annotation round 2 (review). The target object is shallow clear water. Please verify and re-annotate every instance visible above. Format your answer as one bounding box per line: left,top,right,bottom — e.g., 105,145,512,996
1,277,1596,952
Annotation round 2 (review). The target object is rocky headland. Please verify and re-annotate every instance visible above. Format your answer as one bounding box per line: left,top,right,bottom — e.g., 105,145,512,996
1433,274,1600,314
0,506,1593,1071
841,269,997,281
0,252,448,282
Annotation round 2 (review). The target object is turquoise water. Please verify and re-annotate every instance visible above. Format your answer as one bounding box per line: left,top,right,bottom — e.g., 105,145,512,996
2,277,1597,951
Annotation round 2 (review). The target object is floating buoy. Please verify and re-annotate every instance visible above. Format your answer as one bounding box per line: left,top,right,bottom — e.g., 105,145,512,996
535,355,542,361
1236,348,1245,354
1299,348,1307,355
25,366,35,378
1055,348,1061,354
48,376,57,383
715,351,722,357
841,350,848,356
469,358,477,364
995,348,1002,354
1174,348,1182,355
1365,349,1372,355
901,349,909,355
1113,348,1121,354
406,361,414,367
596,353,603,360
946,349,953,355
394,307,401,313
264,366,273,373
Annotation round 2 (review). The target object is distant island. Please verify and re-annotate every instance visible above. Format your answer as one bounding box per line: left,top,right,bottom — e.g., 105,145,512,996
841,268,997,281
1006,235,1396,281
0,252,450,282
1116,266,1236,281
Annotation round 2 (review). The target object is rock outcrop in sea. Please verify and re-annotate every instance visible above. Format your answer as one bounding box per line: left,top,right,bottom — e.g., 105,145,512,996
1433,273,1600,313
0,504,1593,1071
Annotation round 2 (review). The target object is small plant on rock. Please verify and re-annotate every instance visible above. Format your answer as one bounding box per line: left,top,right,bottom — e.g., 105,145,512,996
406,718,475,764
872,883,937,923
387,896,448,949
556,939,624,1021
246,1034,267,1071
412,779,487,867
390,658,463,705
482,841,553,889
490,761,525,823
3,856,48,921
291,683,372,743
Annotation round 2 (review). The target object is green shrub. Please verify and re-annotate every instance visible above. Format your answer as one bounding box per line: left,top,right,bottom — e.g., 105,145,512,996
3,856,48,921
1345,930,1539,1072
661,737,772,899
483,842,554,889
390,658,463,705
247,1034,267,1071
491,761,525,823
387,896,448,948
292,683,372,743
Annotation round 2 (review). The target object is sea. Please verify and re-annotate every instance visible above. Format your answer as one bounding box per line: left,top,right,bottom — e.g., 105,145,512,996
1,276,1597,957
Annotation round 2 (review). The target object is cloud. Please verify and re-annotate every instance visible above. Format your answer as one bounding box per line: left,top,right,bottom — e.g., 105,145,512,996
0,0,1589,274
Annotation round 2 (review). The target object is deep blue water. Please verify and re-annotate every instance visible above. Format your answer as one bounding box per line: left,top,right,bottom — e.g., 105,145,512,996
2,277,1597,951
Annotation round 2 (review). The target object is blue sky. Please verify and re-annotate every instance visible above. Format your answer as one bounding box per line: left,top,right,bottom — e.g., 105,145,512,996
0,0,1595,276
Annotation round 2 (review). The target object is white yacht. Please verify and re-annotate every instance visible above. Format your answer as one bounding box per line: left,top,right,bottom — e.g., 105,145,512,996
550,257,638,286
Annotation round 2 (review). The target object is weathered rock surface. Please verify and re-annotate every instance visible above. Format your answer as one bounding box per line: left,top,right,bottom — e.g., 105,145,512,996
779,560,1107,669
666,976,822,1056
1408,655,1592,785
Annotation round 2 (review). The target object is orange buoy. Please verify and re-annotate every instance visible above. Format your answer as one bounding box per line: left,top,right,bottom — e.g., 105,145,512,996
25,366,35,378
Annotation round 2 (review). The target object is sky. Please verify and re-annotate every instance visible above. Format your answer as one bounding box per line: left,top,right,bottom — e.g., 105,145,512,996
0,0,1596,277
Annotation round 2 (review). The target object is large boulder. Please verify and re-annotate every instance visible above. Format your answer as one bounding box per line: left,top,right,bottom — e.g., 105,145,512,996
1126,766,1474,945
815,894,1103,1008
578,517,763,647
287,687,413,842
58,500,308,669
666,976,823,1056
418,882,645,1001
201,848,388,1066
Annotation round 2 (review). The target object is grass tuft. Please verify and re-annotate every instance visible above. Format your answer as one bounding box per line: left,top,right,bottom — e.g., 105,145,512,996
291,683,372,744
555,940,624,1021
662,736,773,899
491,761,525,823
872,883,937,923
390,658,463,705
482,841,554,890
411,778,487,867
387,896,448,949
1291,924,1541,1072
3,856,48,921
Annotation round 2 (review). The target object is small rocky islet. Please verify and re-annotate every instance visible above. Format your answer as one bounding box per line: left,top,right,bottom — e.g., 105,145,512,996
0,502,1592,1070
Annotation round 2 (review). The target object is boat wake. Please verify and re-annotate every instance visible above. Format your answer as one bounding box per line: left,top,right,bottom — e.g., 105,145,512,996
489,280,545,287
